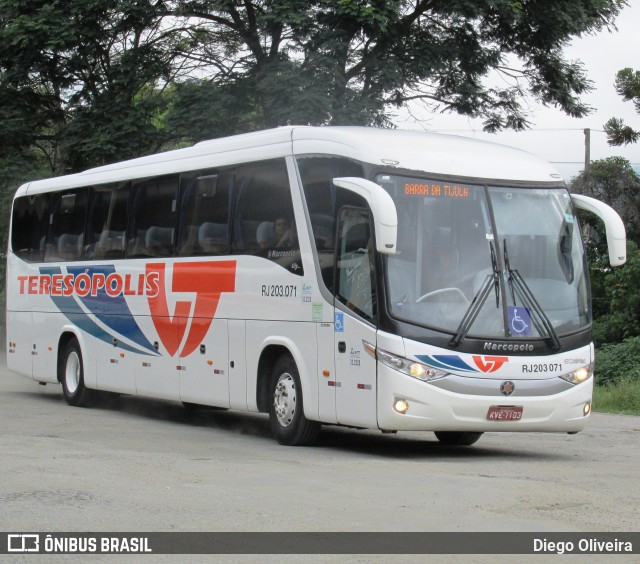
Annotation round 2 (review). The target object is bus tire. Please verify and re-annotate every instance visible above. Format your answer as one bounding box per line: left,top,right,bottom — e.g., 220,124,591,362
60,339,97,408
434,431,483,446
268,354,320,446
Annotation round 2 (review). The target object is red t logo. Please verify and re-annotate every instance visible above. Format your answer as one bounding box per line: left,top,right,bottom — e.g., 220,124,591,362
472,355,508,373
146,261,236,357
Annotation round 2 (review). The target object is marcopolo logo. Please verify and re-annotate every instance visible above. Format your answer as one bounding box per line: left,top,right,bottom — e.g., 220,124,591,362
19,261,237,358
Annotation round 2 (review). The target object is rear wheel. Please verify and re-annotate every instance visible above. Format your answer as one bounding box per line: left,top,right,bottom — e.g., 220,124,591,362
434,431,483,446
268,355,320,446
60,339,97,407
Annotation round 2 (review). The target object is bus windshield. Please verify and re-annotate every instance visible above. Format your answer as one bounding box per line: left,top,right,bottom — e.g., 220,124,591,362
378,174,590,340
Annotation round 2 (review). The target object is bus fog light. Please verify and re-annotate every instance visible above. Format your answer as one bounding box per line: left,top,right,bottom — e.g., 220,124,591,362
583,402,591,416
394,399,409,414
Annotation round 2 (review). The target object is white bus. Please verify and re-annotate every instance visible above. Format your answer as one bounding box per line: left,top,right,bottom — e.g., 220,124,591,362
6,126,626,446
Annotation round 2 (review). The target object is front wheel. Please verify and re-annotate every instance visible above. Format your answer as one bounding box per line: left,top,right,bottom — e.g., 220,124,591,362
268,355,321,446
434,431,483,446
59,338,97,407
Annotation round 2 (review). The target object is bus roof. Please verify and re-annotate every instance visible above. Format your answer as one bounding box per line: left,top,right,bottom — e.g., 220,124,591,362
17,126,562,196
291,126,562,183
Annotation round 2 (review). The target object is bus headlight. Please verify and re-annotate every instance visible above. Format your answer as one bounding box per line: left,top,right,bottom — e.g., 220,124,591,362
363,341,446,382
559,363,594,385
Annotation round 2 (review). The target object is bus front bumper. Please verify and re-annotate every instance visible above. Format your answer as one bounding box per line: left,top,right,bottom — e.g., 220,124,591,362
376,365,593,433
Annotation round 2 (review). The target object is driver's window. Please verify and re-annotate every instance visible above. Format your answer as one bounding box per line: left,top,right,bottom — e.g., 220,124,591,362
336,207,376,321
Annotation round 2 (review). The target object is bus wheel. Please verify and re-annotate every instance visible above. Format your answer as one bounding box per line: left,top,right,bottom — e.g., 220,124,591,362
60,339,97,407
268,355,320,446
434,431,483,446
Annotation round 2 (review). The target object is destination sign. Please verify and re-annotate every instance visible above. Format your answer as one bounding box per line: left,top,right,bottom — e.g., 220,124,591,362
404,183,471,198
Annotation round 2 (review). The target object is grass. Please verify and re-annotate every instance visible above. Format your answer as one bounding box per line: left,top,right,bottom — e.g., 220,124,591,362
592,379,640,416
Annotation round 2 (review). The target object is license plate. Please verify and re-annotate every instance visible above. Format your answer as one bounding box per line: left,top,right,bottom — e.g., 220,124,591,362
487,405,523,421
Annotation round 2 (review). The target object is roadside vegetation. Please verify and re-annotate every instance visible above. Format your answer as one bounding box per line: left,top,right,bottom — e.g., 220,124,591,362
593,379,640,416
572,160,640,415
591,335,640,415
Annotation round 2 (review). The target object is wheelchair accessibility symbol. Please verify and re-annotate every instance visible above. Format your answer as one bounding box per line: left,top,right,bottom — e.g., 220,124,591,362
335,312,345,333
508,306,532,336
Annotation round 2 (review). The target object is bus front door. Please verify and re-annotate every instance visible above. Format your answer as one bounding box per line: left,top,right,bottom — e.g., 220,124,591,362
333,207,378,428
334,311,377,428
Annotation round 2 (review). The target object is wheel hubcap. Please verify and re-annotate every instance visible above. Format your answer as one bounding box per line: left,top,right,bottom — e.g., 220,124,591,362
273,372,296,427
65,352,80,394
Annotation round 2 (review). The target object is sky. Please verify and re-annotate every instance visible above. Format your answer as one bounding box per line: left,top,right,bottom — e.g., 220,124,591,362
394,1,640,181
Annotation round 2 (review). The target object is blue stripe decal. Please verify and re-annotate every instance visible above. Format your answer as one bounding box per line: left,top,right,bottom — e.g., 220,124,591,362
415,354,478,373
66,265,156,354
40,266,156,356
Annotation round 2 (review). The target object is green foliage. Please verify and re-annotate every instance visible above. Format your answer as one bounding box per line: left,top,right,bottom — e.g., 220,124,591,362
605,67,640,146
591,241,640,345
570,158,640,345
593,375,640,415
570,156,640,245
0,0,181,172
594,336,640,388
60,89,170,170
0,0,629,177
162,80,267,143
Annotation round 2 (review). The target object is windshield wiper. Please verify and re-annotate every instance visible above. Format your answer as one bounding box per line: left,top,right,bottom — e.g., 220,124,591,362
450,241,501,348
503,240,561,351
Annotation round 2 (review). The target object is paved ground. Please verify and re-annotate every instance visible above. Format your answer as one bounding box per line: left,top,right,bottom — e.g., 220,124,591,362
1,358,638,562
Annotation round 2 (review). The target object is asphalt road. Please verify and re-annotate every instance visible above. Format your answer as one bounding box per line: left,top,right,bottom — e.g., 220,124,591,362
1,357,638,561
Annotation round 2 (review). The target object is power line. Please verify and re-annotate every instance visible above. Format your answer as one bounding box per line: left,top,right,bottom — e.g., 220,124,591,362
551,161,640,165
431,127,608,133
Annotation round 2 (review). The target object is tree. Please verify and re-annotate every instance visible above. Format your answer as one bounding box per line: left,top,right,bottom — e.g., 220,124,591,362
0,0,629,174
570,159,640,345
0,0,192,173
604,67,640,146
570,156,640,245
170,0,627,132
589,242,640,345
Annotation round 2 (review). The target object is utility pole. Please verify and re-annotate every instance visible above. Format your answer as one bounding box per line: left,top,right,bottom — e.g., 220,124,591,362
584,128,591,172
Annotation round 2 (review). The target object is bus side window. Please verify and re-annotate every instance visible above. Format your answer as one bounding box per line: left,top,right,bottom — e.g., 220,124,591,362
177,169,232,256
11,194,50,262
85,182,129,259
336,207,377,322
233,160,290,251
45,190,88,262
127,175,179,258
232,159,301,272
296,156,364,292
